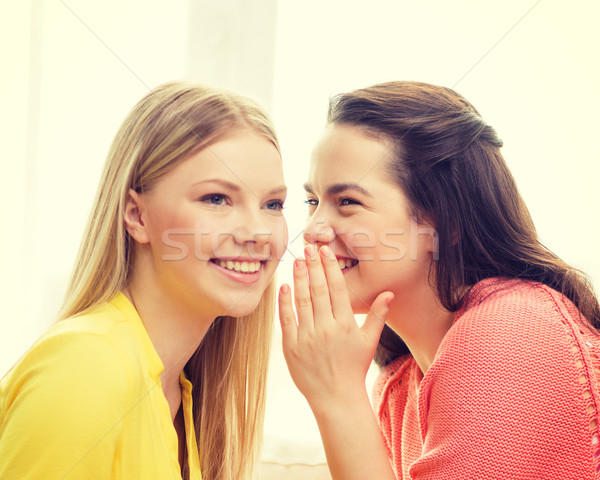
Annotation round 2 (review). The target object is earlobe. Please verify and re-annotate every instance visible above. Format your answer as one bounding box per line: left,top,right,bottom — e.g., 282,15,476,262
124,189,150,244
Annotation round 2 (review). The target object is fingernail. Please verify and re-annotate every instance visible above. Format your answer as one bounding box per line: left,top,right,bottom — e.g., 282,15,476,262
385,294,395,306
320,245,334,259
294,258,305,269
280,284,289,294
304,244,316,259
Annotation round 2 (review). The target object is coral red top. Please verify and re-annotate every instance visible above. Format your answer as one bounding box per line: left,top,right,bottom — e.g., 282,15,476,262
372,278,600,480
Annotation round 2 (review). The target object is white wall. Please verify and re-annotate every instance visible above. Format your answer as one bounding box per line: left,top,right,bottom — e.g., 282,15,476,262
1,0,599,466
0,0,193,375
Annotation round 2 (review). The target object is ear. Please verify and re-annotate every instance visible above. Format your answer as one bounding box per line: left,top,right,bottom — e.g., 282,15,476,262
124,189,151,244
410,215,440,261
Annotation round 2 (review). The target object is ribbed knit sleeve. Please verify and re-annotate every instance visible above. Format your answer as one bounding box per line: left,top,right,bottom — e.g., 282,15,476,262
374,279,600,480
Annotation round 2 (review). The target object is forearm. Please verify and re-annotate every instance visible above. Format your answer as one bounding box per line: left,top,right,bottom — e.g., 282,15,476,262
310,389,397,480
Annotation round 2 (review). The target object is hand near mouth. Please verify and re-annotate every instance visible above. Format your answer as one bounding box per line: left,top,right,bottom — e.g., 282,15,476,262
278,243,394,410
278,244,396,480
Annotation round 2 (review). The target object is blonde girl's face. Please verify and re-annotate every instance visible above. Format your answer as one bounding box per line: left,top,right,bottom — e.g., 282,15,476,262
303,124,437,314
137,129,288,318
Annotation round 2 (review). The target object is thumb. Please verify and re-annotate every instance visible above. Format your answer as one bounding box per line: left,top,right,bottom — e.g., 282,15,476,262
361,292,394,342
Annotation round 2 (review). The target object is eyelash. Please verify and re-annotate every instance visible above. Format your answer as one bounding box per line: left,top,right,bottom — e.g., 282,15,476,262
264,199,285,211
304,198,361,207
201,194,229,206
339,197,360,206
200,194,284,211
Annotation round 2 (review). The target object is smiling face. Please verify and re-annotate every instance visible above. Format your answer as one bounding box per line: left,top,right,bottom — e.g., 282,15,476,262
132,129,288,318
304,124,437,314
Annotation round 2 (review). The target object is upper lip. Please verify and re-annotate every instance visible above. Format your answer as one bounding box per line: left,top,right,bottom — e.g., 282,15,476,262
334,254,358,262
211,256,268,262
325,244,358,261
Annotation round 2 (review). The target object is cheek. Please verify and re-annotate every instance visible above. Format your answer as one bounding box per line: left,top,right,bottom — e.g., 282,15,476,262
159,214,229,261
145,212,192,260
376,230,410,262
146,207,194,243
343,220,390,261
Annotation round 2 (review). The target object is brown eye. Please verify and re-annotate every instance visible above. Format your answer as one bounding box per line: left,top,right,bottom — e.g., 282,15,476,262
339,197,360,206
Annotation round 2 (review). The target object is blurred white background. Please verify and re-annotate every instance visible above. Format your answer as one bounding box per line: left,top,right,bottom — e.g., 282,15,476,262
1,0,599,473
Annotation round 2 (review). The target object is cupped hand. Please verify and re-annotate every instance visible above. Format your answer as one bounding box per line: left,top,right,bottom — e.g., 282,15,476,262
278,244,394,410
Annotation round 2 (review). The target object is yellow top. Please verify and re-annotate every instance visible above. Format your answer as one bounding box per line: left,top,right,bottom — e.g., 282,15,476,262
0,292,202,480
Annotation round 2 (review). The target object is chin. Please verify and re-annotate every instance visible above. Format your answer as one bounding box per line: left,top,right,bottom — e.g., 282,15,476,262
218,296,262,318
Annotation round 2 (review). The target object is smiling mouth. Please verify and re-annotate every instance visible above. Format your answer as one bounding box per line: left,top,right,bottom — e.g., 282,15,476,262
337,258,358,270
210,259,264,273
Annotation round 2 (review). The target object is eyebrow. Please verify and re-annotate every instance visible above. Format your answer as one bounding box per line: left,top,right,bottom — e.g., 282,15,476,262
193,179,287,196
303,182,372,197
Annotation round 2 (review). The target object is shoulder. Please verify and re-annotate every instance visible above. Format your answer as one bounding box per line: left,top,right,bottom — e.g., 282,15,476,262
0,304,137,479
1,302,135,413
422,277,587,413
411,278,598,477
447,277,582,349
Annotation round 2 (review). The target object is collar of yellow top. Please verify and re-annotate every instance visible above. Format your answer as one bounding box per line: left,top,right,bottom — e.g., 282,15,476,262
109,291,165,381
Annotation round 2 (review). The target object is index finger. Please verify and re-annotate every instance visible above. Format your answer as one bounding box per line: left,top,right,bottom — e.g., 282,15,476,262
319,245,354,321
304,244,335,324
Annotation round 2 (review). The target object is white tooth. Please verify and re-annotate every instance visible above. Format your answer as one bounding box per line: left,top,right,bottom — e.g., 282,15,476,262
219,260,261,273
346,260,354,268
338,259,346,270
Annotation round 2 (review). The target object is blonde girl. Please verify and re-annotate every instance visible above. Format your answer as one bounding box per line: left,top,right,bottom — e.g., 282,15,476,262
0,81,288,480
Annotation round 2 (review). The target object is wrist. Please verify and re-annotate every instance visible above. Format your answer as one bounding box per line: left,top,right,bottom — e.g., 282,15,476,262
307,385,372,420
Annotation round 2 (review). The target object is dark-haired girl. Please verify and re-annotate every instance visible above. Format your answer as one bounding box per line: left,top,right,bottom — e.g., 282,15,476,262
279,81,600,479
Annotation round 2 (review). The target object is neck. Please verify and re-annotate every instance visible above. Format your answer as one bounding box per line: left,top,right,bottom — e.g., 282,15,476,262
124,258,215,419
386,282,455,376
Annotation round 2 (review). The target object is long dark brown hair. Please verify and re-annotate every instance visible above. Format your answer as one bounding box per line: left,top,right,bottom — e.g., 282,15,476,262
327,81,600,366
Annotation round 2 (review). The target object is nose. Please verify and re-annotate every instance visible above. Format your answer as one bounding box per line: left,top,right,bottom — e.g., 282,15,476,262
303,215,335,246
232,210,271,246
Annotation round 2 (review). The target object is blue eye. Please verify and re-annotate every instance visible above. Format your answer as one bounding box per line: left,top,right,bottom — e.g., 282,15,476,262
201,194,228,205
265,199,285,211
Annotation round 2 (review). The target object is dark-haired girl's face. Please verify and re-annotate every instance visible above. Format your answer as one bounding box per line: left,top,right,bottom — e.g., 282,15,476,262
303,124,437,314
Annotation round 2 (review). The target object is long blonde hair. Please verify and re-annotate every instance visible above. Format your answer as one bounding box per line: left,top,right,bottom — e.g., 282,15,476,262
59,81,278,480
